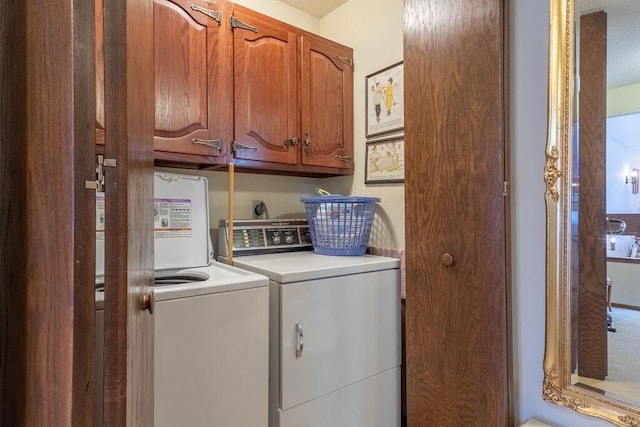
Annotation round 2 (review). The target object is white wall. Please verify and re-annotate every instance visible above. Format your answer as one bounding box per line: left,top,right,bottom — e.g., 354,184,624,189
320,0,405,249
607,136,640,213
609,83,640,117
607,90,640,213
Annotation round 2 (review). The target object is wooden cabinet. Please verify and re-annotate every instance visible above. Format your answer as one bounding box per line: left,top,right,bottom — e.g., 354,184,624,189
300,33,354,171
231,8,299,167
96,0,353,176
231,6,354,176
153,0,232,166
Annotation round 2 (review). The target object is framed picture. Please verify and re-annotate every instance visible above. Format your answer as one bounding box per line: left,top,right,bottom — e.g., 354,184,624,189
365,137,405,184
365,61,404,138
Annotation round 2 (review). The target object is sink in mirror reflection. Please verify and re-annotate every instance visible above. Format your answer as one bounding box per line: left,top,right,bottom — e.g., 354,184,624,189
606,234,638,258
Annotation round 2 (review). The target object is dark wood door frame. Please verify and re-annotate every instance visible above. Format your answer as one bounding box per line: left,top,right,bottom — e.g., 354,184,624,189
1,0,155,424
102,0,155,425
1,0,96,424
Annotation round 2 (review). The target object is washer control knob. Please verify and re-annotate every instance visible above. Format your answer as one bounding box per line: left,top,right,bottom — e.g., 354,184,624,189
273,236,281,244
440,253,455,267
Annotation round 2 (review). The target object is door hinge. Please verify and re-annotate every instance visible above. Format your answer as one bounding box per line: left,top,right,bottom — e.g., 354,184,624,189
230,16,258,33
334,55,353,67
192,137,222,150
190,4,221,26
85,155,117,192
335,155,353,164
503,181,509,197
232,140,258,153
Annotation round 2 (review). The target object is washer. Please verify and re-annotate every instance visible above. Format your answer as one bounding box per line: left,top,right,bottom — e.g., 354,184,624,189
95,173,269,427
219,219,402,427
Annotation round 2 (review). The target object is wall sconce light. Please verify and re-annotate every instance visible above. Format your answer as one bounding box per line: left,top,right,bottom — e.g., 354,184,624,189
608,236,617,251
626,168,639,194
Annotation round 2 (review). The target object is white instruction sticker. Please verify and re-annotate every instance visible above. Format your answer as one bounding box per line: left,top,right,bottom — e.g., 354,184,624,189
96,194,105,240
154,198,192,238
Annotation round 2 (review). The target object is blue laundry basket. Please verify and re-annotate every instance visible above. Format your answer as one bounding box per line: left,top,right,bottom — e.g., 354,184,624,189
301,194,380,256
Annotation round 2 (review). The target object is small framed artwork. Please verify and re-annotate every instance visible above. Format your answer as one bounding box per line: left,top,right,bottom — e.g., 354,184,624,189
365,137,405,184
365,61,404,138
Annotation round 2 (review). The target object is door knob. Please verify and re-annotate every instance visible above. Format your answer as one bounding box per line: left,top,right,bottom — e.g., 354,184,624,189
142,291,155,314
440,253,455,267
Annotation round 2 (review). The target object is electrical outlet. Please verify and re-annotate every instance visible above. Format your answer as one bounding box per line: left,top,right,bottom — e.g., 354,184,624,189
252,200,264,219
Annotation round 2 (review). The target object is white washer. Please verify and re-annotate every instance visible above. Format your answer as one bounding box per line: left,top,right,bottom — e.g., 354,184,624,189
219,220,402,427
96,173,269,427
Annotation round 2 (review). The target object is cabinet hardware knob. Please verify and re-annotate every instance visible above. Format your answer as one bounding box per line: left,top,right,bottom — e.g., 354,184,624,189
142,291,155,315
440,253,455,267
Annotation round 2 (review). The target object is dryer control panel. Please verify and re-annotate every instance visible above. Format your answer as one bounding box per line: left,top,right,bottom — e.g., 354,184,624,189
218,219,312,257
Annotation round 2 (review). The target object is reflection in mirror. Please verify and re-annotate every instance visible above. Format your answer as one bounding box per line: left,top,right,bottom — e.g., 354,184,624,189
544,0,640,424
572,0,640,409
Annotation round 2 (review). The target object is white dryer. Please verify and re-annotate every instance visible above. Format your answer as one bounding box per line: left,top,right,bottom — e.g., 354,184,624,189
96,173,269,427
219,219,401,427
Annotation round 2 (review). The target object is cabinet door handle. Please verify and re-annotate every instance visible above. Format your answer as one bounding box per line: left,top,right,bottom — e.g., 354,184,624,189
192,138,222,150
190,4,221,25
284,137,299,147
232,140,258,152
303,134,312,152
295,323,304,358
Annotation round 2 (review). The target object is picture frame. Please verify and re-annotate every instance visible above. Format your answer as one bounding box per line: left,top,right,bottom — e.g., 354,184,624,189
365,61,404,138
365,136,405,184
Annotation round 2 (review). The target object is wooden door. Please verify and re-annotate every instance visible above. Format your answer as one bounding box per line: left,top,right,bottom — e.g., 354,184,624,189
232,7,299,166
102,0,155,424
153,0,232,164
404,0,511,425
577,11,608,380
1,0,96,424
96,0,105,146
300,34,354,171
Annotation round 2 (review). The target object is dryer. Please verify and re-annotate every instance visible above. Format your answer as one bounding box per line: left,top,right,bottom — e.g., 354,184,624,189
219,219,401,427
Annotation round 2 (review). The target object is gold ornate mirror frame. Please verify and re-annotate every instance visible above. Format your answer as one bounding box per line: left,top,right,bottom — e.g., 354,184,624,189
543,0,640,424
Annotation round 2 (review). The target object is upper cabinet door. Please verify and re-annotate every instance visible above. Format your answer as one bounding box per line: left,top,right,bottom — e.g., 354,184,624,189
232,8,299,165
153,0,231,161
300,35,353,171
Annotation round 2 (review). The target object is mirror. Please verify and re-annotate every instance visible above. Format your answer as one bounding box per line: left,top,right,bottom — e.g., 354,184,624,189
544,0,640,424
